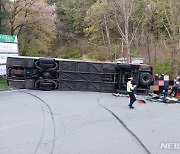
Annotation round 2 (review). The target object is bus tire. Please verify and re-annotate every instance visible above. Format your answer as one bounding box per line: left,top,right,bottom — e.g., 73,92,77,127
38,58,56,69
139,73,152,86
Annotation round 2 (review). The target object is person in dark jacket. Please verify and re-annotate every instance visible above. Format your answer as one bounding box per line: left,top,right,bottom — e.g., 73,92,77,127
163,80,169,98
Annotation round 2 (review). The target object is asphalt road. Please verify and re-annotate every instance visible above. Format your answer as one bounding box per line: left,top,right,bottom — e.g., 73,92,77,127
0,90,180,154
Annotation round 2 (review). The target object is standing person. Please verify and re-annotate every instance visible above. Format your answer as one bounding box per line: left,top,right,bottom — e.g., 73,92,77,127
127,77,137,109
163,86,169,98
163,75,169,98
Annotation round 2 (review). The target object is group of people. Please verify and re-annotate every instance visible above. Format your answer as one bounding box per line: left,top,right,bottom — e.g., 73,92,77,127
154,74,180,97
126,75,180,109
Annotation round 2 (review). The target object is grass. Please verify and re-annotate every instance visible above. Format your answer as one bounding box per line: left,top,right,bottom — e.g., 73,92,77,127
0,77,11,91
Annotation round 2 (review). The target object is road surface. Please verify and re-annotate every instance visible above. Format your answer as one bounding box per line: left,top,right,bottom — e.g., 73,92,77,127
0,90,180,154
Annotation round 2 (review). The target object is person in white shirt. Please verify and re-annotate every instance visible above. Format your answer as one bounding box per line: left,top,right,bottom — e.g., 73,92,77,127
127,77,137,109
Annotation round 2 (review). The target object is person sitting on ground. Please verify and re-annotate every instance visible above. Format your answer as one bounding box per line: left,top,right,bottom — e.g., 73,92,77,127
163,75,169,98
170,81,180,97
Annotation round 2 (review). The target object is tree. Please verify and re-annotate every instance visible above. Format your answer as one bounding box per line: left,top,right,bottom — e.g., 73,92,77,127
19,0,56,56
84,0,115,61
57,0,95,35
1,0,37,35
145,0,180,77
160,0,180,77
0,0,10,33
112,0,145,63
53,0,96,58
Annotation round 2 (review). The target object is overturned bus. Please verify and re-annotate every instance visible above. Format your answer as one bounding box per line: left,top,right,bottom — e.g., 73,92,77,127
6,56,153,93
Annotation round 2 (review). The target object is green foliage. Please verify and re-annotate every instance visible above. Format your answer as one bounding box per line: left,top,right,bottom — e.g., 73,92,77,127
131,0,146,27
144,0,177,40
87,50,108,61
19,38,52,57
57,0,95,34
84,1,114,43
0,77,10,90
47,0,57,5
62,46,81,59
0,3,9,34
151,60,173,79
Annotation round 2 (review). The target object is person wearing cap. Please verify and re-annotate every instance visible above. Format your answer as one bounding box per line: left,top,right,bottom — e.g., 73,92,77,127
159,74,164,80
127,77,137,109
154,74,159,80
